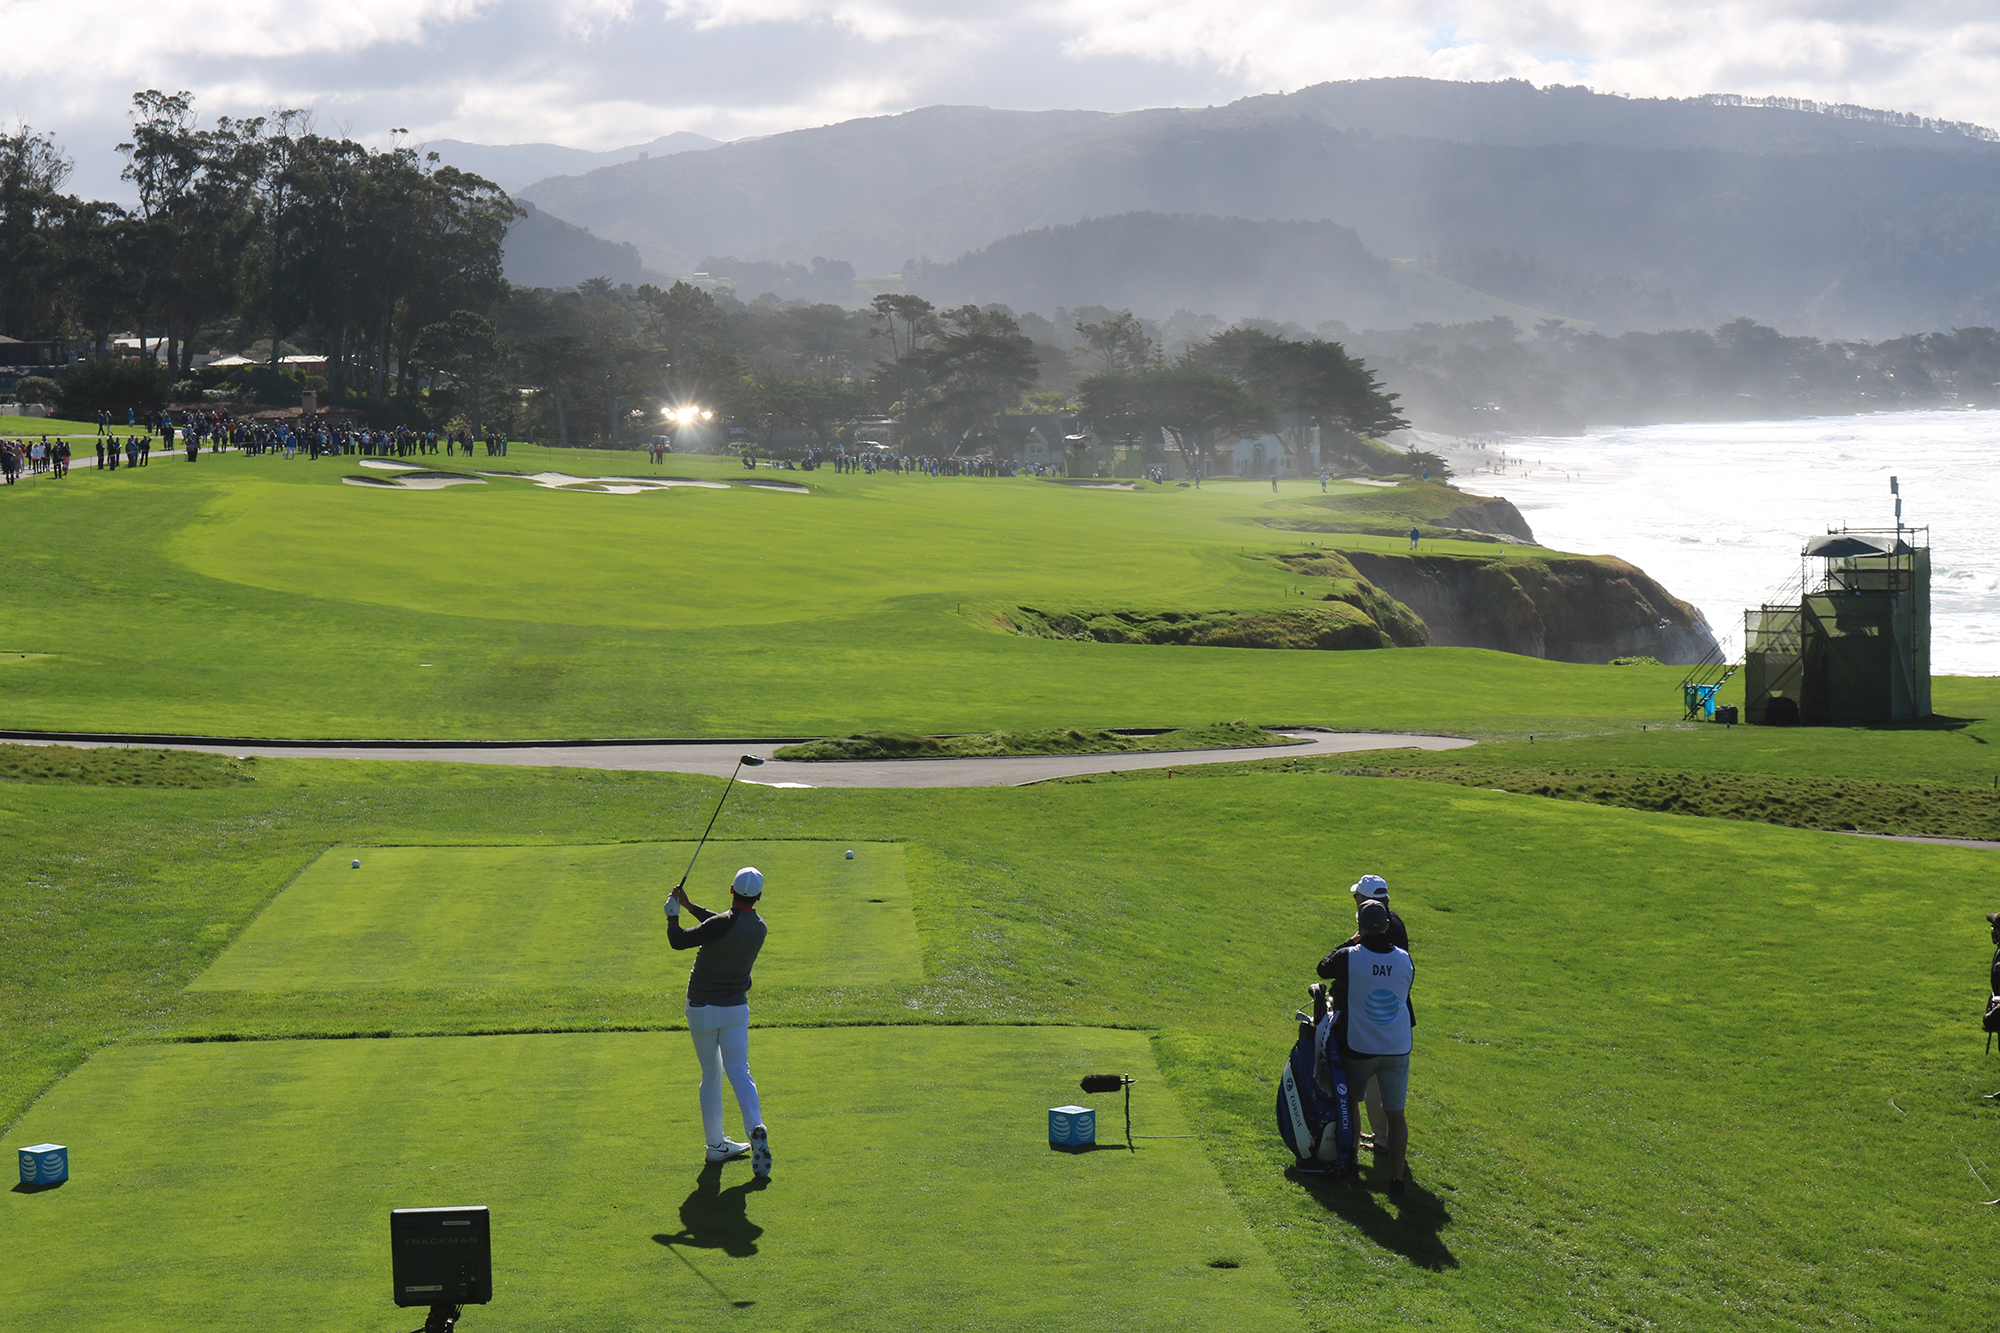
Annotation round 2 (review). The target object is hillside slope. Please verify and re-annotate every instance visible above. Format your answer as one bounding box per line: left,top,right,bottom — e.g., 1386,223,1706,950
907,212,1568,327
520,79,2000,336
502,202,660,289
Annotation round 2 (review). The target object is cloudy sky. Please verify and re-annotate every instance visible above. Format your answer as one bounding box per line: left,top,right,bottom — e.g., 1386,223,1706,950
8,0,2000,199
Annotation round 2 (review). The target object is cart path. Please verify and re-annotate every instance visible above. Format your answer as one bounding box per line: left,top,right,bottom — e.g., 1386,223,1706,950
1,729,1474,788
1840,831,2000,851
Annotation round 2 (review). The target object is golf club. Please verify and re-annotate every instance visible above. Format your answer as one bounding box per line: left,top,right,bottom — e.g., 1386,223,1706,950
675,754,766,895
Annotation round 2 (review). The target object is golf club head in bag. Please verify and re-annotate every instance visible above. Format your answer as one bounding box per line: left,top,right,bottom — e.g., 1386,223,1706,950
1277,1010,1354,1174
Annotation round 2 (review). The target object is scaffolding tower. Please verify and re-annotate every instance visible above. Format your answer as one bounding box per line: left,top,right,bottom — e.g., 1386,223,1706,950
1742,526,1930,725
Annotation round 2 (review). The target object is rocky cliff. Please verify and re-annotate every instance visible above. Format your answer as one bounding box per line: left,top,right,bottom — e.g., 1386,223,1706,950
1004,546,1713,665
1441,496,1535,542
1333,550,1717,664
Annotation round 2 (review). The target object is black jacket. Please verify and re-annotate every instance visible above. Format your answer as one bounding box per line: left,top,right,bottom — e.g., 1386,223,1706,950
1317,906,1409,977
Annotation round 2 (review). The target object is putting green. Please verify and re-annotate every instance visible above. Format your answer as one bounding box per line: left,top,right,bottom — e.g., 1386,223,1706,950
191,842,920,991
0,1027,1299,1332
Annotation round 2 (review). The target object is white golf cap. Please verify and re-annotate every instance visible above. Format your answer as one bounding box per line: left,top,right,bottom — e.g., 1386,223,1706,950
1350,874,1389,899
732,866,765,897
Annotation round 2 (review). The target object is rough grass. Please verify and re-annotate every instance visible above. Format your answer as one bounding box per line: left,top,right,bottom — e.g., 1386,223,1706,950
1344,762,2000,840
1005,596,1423,650
774,721,1301,762
5,760,2000,1329
0,742,256,787
1058,717,2000,841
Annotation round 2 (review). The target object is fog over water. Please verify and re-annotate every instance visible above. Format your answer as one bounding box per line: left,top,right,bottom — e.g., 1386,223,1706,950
1488,411,2000,676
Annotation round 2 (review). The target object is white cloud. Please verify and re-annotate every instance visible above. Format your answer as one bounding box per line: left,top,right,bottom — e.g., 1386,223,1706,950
1049,1,2000,126
1,0,486,72
657,0,981,42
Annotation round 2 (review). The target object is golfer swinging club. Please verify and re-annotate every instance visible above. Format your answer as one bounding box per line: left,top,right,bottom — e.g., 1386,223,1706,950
667,867,771,1178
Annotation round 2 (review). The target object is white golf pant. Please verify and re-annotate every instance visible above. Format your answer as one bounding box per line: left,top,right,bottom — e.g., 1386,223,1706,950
686,1003,761,1144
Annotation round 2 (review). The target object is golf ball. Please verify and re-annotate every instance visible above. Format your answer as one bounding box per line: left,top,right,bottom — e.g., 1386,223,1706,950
352,859,361,869
845,849,855,860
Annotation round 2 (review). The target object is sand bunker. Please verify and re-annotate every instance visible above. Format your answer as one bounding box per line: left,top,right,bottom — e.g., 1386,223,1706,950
1337,476,1402,487
476,471,731,493
347,465,802,496
342,471,486,490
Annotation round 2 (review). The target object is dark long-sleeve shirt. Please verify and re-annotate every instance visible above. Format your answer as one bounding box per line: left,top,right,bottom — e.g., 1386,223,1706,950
669,902,767,1007
1317,907,1408,978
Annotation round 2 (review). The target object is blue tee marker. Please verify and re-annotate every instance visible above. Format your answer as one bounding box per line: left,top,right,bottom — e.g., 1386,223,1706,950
18,1143,67,1185
1048,1106,1096,1147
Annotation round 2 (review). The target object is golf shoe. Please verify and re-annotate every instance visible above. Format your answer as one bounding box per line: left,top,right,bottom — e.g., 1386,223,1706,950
705,1138,750,1163
751,1125,771,1178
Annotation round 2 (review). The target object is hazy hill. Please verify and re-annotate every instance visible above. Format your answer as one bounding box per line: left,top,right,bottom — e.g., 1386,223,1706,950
520,105,1151,271
519,80,2000,337
423,132,718,193
907,213,1566,329
502,202,662,289
1273,79,2000,154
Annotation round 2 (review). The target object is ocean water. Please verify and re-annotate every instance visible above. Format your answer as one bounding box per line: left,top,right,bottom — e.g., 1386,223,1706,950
1473,411,2000,676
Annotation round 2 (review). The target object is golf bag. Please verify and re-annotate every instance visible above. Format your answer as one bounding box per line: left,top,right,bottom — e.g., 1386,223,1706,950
1277,1009,1355,1173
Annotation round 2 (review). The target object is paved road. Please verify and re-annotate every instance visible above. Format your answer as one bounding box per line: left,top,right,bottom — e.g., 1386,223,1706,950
13,730,1475,788
16,730,1997,844
1843,831,2000,851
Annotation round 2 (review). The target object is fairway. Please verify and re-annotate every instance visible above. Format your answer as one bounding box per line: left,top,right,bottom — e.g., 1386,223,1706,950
192,842,920,991
0,1027,1297,1333
0,444,1674,741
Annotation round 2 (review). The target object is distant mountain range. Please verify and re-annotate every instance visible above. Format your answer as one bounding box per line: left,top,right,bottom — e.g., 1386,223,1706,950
423,131,718,194
499,79,2000,337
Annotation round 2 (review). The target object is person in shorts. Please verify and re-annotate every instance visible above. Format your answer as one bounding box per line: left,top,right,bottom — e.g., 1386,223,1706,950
1319,875,1408,1149
1325,898,1415,1193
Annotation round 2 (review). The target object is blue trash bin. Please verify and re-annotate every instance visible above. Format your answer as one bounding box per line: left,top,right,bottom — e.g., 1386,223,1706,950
18,1143,67,1185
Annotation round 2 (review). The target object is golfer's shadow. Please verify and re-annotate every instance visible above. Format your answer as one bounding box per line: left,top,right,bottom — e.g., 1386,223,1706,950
1292,1168,1458,1271
653,1162,768,1259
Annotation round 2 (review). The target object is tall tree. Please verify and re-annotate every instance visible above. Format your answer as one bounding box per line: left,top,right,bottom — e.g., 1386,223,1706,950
0,123,72,339
413,311,500,433
1077,363,1269,473
118,91,265,376
910,305,1039,445
1074,308,1155,373
1241,336,1408,448
868,293,938,410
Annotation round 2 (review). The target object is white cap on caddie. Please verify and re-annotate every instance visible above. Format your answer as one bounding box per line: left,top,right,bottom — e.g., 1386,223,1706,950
732,866,765,898
1351,874,1388,899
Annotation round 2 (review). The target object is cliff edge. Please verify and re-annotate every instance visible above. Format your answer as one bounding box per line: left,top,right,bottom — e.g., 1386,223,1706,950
1331,550,1717,665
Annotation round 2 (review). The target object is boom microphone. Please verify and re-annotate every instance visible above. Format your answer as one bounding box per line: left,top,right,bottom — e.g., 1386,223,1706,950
1078,1074,1136,1149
